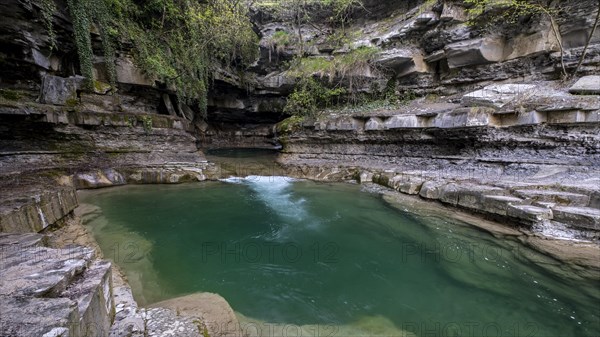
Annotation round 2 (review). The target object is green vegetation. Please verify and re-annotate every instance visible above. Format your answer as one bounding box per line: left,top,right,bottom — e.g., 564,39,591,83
139,115,153,133
0,89,22,101
256,0,363,55
288,46,378,83
62,0,259,114
266,31,293,61
284,77,345,117
66,0,115,88
283,46,380,116
65,98,79,107
39,0,58,51
277,114,305,134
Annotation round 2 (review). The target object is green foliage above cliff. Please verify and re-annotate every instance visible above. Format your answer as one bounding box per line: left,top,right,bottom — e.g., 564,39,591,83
283,46,379,115
284,77,345,117
65,0,259,113
256,0,363,55
38,0,59,51
465,0,552,29
287,46,378,82
67,0,115,88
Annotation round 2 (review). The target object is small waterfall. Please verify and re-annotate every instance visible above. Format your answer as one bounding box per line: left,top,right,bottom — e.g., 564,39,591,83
221,176,316,239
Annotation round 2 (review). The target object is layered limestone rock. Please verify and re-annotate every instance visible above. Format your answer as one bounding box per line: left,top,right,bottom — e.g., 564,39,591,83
0,101,212,185
278,83,600,240
0,233,115,336
0,186,78,233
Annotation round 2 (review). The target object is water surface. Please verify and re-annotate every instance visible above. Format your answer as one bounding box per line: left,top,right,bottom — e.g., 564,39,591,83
81,177,600,337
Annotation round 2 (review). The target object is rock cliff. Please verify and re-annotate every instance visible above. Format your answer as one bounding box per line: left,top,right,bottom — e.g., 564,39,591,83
1,0,599,335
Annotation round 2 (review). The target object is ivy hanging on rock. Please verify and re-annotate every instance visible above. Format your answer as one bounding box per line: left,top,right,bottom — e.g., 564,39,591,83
64,0,259,114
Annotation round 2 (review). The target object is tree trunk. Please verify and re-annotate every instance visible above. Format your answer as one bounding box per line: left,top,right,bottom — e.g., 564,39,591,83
571,0,600,77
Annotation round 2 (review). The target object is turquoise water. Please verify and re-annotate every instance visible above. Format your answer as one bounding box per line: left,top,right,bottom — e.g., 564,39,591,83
81,177,600,337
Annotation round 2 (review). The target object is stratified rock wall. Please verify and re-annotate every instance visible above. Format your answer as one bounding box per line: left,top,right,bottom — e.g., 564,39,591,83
278,82,600,239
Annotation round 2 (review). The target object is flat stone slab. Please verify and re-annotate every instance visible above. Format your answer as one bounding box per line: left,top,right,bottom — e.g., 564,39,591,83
0,233,46,248
0,187,79,233
552,206,600,230
569,76,600,95
514,189,590,207
462,84,537,108
0,295,79,337
482,195,525,216
507,205,553,224
439,183,507,208
0,234,116,337
535,96,600,112
433,107,493,128
0,245,94,297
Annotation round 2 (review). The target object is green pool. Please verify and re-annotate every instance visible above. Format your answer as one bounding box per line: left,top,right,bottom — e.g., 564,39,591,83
80,177,600,337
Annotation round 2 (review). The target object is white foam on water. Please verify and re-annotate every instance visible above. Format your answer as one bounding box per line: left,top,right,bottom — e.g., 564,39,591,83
221,176,316,239
219,176,246,184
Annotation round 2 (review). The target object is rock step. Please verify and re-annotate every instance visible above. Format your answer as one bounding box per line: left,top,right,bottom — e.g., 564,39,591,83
0,245,95,297
0,232,46,248
0,234,115,336
513,189,590,207
507,205,554,223
481,195,526,216
0,295,79,337
552,207,600,231
62,260,115,336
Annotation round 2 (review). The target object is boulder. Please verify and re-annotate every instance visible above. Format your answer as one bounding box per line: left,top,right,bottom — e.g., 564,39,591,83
569,76,600,95
375,48,414,69
419,181,446,200
40,75,85,105
259,72,296,93
149,293,242,337
359,171,374,183
445,37,506,68
415,12,437,25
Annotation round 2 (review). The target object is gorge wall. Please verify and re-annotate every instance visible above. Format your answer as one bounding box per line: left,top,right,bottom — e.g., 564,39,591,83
1,0,600,335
